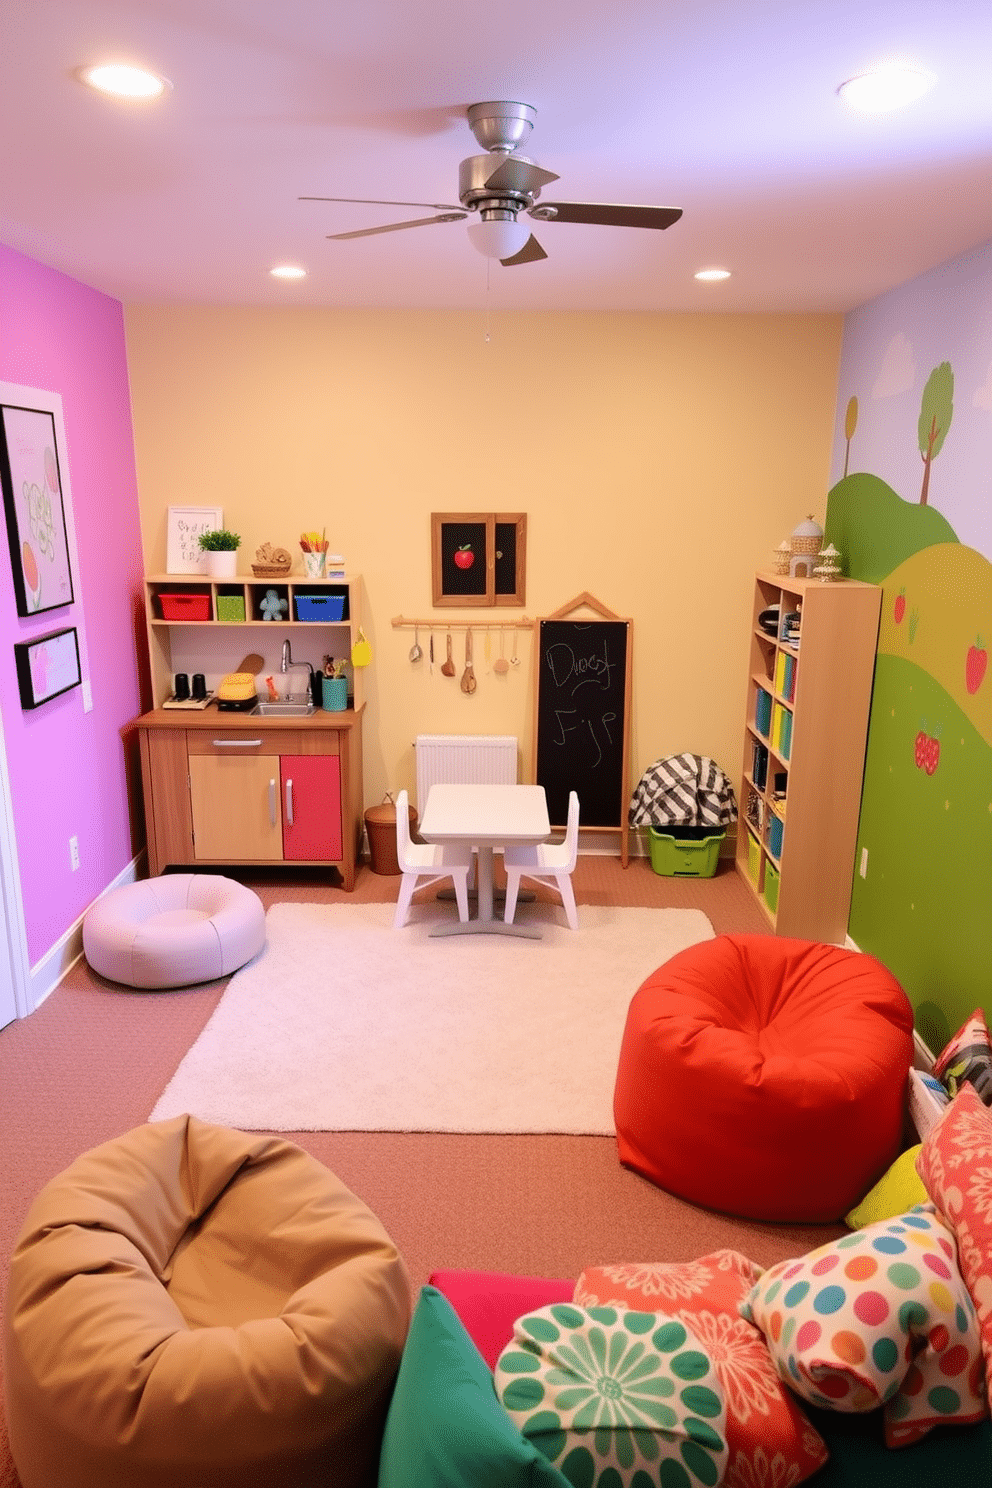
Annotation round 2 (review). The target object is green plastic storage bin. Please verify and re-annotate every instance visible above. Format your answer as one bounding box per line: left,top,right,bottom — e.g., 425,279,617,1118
763,862,781,913
215,595,245,622
648,827,725,878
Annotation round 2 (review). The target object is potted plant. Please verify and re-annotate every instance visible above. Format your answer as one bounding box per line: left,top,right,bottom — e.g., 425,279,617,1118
198,528,242,578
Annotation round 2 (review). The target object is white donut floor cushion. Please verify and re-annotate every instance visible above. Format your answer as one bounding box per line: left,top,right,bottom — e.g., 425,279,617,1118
82,873,266,988
4,1115,412,1488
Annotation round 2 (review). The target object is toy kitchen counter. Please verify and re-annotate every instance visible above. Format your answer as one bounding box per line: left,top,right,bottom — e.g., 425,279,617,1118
128,705,365,889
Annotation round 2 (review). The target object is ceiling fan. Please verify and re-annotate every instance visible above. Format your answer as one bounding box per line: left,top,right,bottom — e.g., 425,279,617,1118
301,101,682,267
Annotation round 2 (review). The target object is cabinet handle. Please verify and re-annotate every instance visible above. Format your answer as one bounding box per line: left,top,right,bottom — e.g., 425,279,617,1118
285,778,294,826
269,778,277,827
212,738,263,747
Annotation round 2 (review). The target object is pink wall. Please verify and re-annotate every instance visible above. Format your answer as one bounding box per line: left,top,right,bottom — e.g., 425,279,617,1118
0,245,145,968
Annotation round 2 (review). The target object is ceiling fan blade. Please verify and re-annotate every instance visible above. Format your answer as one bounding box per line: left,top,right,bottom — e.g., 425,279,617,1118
483,157,559,195
328,212,466,241
302,195,462,212
500,233,548,267
530,202,683,230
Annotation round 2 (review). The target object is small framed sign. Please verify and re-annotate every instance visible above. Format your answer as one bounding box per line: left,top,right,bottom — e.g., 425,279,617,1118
0,403,76,616
166,505,223,574
14,626,82,709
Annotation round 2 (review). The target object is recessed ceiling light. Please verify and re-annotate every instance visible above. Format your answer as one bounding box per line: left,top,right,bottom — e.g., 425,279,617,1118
270,265,307,280
695,268,731,282
838,65,935,113
77,63,170,99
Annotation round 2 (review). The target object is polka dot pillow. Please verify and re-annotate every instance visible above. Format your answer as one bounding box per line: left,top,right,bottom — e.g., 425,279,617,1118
575,1251,828,1488
495,1302,728,1488
740,1206,988,1447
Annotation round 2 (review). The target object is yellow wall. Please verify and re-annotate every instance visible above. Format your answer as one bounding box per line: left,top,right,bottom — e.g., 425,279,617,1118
124,306,842,826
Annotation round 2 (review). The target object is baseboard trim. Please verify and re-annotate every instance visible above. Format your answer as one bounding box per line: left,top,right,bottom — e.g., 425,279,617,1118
29,855,143,1010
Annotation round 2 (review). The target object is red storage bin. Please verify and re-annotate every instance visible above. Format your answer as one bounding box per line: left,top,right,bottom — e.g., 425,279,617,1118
158,593,211,621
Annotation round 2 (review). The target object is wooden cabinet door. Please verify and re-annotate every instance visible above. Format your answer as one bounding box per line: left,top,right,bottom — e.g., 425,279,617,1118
280,754,342,861
189,754,283,860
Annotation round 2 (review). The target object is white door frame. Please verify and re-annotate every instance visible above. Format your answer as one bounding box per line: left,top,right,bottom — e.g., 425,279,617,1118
0,696,30,1023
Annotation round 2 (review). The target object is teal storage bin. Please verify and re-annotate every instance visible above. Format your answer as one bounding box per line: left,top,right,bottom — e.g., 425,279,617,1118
322,676,348,711
648,827,725,878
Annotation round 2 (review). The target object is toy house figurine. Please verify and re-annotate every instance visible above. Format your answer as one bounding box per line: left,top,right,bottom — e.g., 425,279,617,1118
789,516,823,577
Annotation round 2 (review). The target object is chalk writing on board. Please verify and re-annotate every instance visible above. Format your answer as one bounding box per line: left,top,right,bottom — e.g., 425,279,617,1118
535,618,628,829
166,506,222,574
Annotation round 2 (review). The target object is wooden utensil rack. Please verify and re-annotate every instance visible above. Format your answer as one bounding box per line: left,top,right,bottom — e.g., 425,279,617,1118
391,614,533,631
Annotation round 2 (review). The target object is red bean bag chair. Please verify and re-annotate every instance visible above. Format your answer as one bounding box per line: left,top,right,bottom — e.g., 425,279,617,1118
613,934,914,1222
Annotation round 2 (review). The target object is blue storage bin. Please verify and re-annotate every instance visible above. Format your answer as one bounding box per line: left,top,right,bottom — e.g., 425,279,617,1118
768,812,784,859
754,687,772,736
295,593,346,622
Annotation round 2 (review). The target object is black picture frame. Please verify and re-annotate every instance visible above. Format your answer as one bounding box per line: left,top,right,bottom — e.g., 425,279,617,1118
0,403,75,616
431,512,526,607
13,627,82,709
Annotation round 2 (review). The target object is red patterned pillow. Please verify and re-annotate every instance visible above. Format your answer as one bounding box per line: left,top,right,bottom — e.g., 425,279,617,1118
917,1081,992,1410
933,1009,992,1103
574,1250,829,1488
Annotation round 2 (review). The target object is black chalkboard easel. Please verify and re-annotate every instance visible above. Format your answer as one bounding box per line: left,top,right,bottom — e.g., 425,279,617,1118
532,592,632,866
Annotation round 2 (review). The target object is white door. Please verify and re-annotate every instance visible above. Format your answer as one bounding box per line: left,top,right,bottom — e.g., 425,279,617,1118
0,705,27,1028
0,892,17,1030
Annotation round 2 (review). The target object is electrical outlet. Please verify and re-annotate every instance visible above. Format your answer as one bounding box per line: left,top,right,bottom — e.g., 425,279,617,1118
69,835,80,871
859,847,868,879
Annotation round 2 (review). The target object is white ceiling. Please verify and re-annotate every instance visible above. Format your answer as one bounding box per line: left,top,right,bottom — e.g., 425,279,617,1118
4,1,992,313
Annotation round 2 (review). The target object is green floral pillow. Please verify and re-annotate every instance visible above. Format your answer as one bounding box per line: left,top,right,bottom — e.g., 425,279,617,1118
495,1302,728,1488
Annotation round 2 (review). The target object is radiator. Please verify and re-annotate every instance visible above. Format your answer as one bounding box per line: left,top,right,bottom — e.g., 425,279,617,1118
415,734,518,808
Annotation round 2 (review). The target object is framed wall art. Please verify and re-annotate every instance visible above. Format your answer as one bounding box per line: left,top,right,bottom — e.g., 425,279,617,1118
0,403,75,616
14,626,82,710
166,505,224,574
431,511,526,607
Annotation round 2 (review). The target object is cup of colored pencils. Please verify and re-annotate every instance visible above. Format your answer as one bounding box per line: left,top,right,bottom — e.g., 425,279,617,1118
300,529,328,578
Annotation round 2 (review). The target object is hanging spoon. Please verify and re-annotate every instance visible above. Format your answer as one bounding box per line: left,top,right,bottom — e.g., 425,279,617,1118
460,627,477,693
440,631,456,677
493,629,509,675
510,627,520,667
409,623,423,663
429,630,434,675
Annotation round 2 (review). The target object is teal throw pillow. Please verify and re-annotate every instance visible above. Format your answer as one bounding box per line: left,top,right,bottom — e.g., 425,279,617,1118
378,1285,571,1487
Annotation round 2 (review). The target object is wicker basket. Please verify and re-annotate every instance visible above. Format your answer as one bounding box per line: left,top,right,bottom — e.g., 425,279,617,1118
251,563,291,577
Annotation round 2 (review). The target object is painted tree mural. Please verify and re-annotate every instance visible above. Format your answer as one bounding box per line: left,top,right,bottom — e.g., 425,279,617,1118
918,361,953,505
843,395,858,476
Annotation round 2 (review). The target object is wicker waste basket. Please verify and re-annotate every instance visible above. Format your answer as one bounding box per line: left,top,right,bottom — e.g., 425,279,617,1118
364,796,418,875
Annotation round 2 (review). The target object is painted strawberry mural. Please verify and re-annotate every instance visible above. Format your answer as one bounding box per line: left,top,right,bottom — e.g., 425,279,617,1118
965,636,987,694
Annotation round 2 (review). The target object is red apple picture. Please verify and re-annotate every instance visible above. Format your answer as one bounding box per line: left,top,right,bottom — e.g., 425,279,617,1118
924,735,940,775
966,636,987,694
914,729,929,769
453,545,474,569
894,588,906,624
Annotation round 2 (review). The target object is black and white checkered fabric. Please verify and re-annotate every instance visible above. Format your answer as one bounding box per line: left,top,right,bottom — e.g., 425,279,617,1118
628,753,738,829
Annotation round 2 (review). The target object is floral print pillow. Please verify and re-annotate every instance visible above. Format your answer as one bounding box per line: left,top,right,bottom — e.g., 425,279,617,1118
574,1251,828,1488
495,1302,727,1488
918,1081,992,1409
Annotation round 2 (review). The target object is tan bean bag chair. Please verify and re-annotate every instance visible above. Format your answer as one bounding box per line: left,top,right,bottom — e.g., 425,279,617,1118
3,1116,411,1488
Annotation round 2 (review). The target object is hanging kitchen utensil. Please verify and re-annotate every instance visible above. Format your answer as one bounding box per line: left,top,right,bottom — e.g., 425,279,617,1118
429,629,434,675
460,627,477,693
493,629,509,674
409,624,423,663
351,628,372,667
440,631,456,677
510,629,520,667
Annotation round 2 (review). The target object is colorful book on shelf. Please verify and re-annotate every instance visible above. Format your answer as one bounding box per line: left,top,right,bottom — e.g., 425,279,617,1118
755,687,772,735
771,702,793,760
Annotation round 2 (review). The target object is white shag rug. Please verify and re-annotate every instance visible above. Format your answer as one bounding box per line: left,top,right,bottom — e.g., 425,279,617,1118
149,901,713,1134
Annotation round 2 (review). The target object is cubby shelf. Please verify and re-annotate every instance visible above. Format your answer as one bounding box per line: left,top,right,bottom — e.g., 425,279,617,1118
735,570,881,941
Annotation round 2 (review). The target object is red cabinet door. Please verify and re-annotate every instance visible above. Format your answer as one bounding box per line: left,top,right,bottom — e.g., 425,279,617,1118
280,754,342,861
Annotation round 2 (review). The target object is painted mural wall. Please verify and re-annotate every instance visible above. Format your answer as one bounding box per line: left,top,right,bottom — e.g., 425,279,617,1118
827,241,992,1052
0,244,146,982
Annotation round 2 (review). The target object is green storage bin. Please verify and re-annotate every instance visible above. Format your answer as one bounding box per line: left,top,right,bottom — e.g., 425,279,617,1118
648,827,725,878
746,833,761,884
216,595,245,622
763,862,781,914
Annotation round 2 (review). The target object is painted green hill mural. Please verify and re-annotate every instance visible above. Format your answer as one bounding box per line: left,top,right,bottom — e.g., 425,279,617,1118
827,473,991,1048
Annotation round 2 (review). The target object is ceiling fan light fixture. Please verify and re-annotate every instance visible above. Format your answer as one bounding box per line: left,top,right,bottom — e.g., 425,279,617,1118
77,62,171,100
466,216,531,260
838,64,935,113
270,264,307,280
695,267,731,282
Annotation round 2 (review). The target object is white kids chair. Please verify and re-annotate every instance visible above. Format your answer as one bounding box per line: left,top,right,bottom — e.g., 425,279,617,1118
393,789,473,928
503,790,580,931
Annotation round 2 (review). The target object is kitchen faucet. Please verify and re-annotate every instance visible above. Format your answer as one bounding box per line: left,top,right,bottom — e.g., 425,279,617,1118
280,638,314,701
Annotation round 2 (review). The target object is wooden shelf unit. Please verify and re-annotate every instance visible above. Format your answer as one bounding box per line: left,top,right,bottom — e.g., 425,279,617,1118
735,570,881,942
143,574,364,710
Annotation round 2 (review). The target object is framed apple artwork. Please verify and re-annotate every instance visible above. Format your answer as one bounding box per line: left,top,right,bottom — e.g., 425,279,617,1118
431,512,527,607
